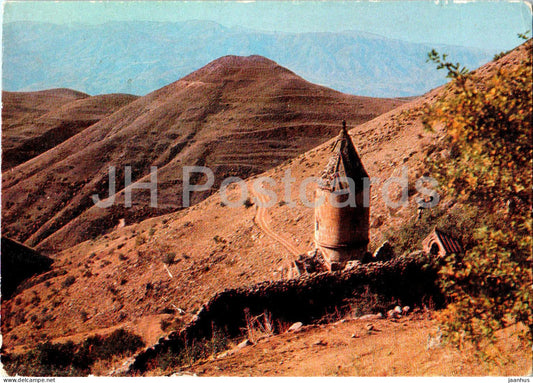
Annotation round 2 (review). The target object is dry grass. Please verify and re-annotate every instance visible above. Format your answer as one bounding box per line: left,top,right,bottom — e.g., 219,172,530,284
243,310,275,343
186,317,531,376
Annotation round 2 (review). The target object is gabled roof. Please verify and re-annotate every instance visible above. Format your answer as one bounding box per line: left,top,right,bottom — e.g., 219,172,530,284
319,120,368,192
426,228,463,255
434,229,462,254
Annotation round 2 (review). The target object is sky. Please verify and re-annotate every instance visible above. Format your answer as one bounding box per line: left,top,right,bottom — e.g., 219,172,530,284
2,0,532,51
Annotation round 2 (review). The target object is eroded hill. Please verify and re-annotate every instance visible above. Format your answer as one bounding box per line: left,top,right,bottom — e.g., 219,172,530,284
1,55,405,253
2,43,530,375
2,90,138,169
2,83,432,352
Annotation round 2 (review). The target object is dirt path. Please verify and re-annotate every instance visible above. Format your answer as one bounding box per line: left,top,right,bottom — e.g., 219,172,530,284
252,187,301,261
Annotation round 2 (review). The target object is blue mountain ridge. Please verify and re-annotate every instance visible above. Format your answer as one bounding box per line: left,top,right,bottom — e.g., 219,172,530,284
3,20,497,97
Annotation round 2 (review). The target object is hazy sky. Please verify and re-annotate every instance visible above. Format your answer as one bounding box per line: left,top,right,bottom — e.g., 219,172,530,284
2,1,532,50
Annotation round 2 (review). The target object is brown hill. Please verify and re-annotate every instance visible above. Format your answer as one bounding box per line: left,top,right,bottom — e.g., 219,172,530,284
2,88,88,122
2,90,138,169
1,55,405,253
3,43,531,360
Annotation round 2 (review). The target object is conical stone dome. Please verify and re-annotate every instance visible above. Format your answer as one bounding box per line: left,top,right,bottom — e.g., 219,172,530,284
319,121,368,192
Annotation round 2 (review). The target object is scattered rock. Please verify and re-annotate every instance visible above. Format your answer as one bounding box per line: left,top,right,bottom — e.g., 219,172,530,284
408,250,426,257
402,306,410,315
357,313,383,320
394,306,402,314
287,322,303,332
236,339,252,350
351,332,360,338
387,309,400,319
217,351,229,359
365,323,374,332
129,252,439,372
371,214,385,229
313,339,327,346
344,260,361,271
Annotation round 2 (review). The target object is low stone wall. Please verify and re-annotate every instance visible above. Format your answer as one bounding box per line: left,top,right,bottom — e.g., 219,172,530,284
130,252,442,372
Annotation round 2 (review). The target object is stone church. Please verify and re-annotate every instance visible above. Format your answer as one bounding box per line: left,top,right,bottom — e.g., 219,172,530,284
293,121,370,273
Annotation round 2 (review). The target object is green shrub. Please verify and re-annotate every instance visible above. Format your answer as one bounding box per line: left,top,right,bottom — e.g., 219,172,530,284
424,42,532,348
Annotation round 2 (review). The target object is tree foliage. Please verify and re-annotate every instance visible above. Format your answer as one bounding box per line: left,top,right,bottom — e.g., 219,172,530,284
424,41,532,348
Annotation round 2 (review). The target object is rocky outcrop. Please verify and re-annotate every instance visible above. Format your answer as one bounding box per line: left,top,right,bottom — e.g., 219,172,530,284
129,252,442,373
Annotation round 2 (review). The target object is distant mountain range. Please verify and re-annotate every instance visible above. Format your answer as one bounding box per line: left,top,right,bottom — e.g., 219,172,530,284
3,21,496,97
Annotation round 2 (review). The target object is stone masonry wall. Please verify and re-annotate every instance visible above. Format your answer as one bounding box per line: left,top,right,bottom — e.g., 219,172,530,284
130,252,442,372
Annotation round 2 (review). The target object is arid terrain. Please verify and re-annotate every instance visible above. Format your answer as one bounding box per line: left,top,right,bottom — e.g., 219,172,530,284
1,42,531,376
1,55,404,254
180,316,529,377
2,89,138,170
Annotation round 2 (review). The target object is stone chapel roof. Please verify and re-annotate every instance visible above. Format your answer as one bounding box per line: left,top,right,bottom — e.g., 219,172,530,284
318,121,368,192
427,228,463,255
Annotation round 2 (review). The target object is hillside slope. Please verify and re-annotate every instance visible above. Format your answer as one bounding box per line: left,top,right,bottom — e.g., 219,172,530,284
1,42,530,368
2,91,138,169
182,318,528,376
2,82,436,351
1,55,405,253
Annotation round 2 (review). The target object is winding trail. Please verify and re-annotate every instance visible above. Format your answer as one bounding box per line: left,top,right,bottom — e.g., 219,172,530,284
252,188,301,260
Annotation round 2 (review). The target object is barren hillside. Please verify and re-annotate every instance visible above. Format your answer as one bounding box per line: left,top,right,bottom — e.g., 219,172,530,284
2,43,530,376
2,90,138,169
1,55,405,253
1,77,440,352
180,317,528,376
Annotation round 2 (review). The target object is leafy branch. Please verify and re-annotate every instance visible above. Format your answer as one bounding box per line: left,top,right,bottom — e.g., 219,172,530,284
517,30,530,40
427,49,469,81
